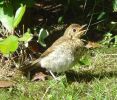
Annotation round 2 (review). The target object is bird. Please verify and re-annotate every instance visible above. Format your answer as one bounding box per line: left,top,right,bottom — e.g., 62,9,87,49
24,24,87,79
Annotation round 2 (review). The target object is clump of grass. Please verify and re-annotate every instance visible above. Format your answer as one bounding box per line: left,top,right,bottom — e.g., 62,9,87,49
1,75,117,100
1,44,117,99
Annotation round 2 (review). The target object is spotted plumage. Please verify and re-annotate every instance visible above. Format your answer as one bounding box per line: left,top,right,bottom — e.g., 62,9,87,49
29,24,87,73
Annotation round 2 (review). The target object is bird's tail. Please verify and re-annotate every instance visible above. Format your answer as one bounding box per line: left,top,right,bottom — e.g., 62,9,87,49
20,59,42,72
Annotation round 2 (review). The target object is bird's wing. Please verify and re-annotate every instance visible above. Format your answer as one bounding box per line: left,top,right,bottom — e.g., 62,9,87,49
21,37,68,71
40,36,68,58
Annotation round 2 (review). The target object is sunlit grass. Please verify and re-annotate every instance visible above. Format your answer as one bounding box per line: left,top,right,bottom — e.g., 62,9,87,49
1,76,117,100
0,47,117,100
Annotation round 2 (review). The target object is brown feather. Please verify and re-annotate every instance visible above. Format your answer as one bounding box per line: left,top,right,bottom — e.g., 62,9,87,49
40,36,68,58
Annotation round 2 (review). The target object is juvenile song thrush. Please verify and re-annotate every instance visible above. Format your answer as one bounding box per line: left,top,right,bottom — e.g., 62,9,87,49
25,24,87,79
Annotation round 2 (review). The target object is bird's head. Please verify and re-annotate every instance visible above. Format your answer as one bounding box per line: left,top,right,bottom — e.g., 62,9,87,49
64,24,87,39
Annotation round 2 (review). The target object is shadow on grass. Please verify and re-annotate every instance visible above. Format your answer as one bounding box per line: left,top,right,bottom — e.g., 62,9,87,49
65,70,117,83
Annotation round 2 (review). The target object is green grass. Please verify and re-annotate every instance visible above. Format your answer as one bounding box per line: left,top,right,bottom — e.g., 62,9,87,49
1,47,117,100
1,75,117,100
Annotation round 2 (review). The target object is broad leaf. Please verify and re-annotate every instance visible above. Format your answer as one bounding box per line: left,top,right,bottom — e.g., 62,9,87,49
13,4,26,28
0,35,18,56
0,4,14,33
38,28,49,47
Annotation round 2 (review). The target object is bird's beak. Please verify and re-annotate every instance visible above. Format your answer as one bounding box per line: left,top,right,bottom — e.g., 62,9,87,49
79,24,87,31
78,24,87,36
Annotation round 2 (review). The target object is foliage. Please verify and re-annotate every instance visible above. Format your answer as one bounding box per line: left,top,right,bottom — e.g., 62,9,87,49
0,0,46,56
101,32,117,47
0,1,27,56
19,29,32,42
1,0,117,99
0,2,26,33
0,46,117,100
102,32,113,45
38,28,49,47
0,30,33,56
58,16,64,24
13,4,26,29
0,0,117,56
113,0,117,12
0,3,14,33
0,35,18,56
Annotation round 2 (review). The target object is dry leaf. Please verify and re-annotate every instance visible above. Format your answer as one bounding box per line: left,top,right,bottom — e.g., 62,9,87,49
86,41,101,49
32,72,47,81
0,80,14,88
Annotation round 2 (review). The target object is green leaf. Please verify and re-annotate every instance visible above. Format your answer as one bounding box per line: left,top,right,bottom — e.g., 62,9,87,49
19,29,33,42
38,28,49,47
0,35,18,56
58,16,64,24
113,0,117,12
102,32,113,45
0,1,4,5
97,12,106,20
13,4,26,28
0,4,14,33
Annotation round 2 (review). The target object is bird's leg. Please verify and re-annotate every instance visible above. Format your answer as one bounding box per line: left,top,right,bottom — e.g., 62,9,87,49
49,70,60,80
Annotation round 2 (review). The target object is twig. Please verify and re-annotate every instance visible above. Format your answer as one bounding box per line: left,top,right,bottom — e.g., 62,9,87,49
85,0,96,35
83,0,88,11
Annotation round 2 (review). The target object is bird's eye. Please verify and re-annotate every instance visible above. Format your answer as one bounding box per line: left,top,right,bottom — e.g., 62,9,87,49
73,29,76,32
